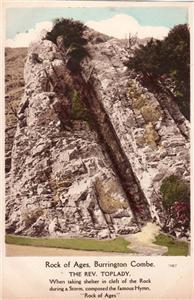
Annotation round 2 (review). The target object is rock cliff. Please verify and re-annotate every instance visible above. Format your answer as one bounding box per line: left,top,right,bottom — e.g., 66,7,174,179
5,48,27,173
5,26,190,239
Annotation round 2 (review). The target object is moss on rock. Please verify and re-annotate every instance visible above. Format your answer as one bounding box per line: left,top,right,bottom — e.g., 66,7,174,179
128,80,162,148
95,178,128,214
140,105,161,123
143,122,160,147
70,89,93,126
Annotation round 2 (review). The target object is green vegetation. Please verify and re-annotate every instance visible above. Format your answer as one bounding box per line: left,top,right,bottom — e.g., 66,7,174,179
6,233,189,256
70,90,92,125
160,175,190,232
127,24,190,120
46,18,88,72
160,175,190,209
46,18,86,48
154,233,189,256
5,235,134,253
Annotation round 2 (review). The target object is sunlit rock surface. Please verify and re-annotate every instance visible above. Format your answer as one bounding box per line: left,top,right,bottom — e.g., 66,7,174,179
5,29,190,239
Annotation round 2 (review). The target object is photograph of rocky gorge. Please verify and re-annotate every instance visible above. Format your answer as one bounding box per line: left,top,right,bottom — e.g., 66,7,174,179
5,6,190,256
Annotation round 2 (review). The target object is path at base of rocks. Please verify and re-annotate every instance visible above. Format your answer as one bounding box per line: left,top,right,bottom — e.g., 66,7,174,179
124,222,168,256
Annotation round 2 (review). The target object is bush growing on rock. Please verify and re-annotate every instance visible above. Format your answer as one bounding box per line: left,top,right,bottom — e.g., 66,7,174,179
160,175,190,209
169,201,190,229
66,44,88,72
46,18,88,71
127,24,190,120
160,175,190,236
46,18,86,48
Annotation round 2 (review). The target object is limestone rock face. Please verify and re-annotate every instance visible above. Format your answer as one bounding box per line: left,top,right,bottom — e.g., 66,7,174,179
5,40,138,238
81,36,190,226
5,48,27,174
5,29,190,239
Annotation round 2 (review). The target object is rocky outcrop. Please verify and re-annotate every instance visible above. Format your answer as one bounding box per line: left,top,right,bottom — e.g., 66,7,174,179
5,48,27,173
5,28,190,239
5,40,139,238
81,33,190,226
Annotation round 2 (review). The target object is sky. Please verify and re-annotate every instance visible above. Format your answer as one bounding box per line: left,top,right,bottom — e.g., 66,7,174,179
6,7,188,47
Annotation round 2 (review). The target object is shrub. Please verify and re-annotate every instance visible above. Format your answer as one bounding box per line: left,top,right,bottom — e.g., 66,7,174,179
160,175,190,209
127,24,190,120
66,45,88,72
46,18,88,71
46,18,86,48
169,201,190,228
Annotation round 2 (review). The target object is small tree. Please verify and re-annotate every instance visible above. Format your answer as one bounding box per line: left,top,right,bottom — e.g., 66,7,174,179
46,18,88,71
127,24,190,120
46,18,87,48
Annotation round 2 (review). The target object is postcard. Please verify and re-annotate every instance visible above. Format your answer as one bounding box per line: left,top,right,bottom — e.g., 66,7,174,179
1,1,193,299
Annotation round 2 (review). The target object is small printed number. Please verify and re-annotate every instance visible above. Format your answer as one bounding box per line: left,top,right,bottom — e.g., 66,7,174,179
169,264,177,267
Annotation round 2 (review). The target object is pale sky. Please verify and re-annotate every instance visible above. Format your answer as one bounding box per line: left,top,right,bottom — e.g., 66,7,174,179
6,7,188,47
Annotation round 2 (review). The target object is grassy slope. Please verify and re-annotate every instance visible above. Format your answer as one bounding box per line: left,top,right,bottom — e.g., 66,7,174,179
5,235,134,253
154,233,189,256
